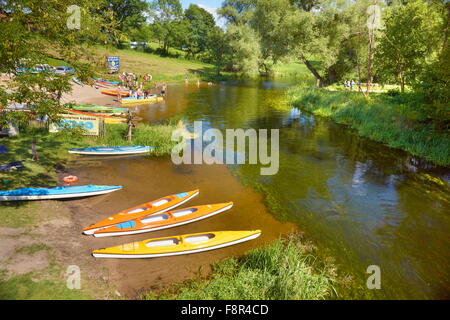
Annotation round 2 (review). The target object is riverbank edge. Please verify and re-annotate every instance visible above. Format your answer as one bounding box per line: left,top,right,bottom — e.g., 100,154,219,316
0,122,178,299
287,87,450,167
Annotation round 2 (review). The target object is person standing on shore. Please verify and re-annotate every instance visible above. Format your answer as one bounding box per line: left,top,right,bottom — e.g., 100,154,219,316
117,86,122,102
31,140,39,161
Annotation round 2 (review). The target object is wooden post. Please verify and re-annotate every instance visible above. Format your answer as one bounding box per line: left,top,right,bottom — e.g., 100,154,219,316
127,110,133,141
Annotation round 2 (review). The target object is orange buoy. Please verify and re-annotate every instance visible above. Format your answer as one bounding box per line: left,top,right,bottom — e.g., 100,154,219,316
63,175,79,184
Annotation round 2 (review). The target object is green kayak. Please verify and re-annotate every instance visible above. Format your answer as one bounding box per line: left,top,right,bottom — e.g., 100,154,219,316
69,104,127,113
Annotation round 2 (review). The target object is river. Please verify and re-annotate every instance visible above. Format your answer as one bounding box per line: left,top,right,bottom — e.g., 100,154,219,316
73,80,450,299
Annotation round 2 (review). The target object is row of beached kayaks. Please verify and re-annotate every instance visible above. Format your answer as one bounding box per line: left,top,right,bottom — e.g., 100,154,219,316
82,189,261,258
0,144,260,259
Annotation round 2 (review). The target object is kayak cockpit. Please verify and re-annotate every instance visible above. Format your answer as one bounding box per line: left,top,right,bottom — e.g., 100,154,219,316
184,234,215,244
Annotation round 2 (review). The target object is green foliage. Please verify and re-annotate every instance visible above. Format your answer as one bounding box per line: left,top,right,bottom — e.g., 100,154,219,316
0,271,90,300
183,4,216,58
149,0,184,55
0,0,117,126
144,235,334,300
375,0,443,92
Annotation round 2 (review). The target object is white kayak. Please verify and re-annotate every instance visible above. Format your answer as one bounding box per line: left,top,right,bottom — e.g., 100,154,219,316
68,146,154,156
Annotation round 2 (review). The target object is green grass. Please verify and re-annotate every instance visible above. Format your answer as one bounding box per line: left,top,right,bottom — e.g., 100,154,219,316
0,202,39,228
0,270,90,300
288,87,450,166
93,46,234,82
94,123,179,156
144,235,336,300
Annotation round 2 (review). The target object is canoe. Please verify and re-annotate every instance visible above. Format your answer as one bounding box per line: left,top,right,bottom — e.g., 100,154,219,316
83,190,199,234
69,105,127,113
121,95,163,105
72,77,84,86
65,109,127,123
0,185,122,201
101,90,129,97
92,230,262,258
68,146,154,156
93,202,233,237
95,79,120,85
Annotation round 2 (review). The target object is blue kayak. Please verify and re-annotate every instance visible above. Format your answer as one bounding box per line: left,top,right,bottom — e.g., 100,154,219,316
68,146,154,155
0,185,122,201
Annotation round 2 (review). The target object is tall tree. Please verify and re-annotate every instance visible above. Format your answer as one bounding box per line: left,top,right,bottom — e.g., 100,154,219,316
375,0,442,92
183,4,216,58
0,0,117,126
150,0,183,54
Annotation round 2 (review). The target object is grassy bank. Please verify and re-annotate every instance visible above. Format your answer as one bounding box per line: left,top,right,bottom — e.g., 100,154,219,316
288,87,450,166
144,234,337,300
0,123,177,190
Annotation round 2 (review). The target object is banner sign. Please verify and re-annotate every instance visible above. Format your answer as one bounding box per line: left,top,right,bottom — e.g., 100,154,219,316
107,56,120,70
50,114,100,136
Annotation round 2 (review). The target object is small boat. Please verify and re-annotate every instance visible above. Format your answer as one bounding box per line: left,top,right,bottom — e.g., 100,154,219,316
121,95,163,105
64,109,127,123
93,202,233,237
95,79,120,85
68,146,153,156
92,230,262,258
72,77,84,86
83,190,199,234
69,105,127,113
101,90,129,97
0,185,122,201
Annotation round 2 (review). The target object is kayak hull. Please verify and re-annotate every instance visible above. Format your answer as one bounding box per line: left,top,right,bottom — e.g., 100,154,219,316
92,230,261,258
83,190,199,234
121,96,163,105
0,185,122,201
68,146,153,156
93,202,233,237
101,90,129,97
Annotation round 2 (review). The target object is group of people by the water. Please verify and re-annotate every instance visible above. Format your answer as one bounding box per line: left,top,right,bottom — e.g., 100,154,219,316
344,79,357,90
115,71,167,101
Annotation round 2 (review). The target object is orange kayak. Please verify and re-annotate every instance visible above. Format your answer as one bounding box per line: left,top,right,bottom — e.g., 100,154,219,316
101,90,130,97
83,190,199,235
93,202,233,237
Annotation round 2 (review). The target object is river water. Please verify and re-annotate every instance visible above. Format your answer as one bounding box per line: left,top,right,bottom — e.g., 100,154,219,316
76,80,450,299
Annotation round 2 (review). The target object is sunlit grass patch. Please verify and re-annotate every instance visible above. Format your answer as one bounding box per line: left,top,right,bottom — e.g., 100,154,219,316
144,234,336,300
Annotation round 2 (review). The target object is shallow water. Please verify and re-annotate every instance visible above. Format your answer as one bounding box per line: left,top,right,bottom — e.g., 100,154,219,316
76,80,449,299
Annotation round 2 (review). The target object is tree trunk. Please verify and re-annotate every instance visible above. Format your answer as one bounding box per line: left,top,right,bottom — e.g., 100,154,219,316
356,53,363,93
301,55,325,86
366,29,374,96
127,110,133,141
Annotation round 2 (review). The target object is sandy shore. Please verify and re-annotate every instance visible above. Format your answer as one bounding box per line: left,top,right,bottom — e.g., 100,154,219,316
61,82,118,107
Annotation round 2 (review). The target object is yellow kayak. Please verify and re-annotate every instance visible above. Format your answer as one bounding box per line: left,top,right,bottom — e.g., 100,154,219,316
121,95,163,105
92,230,261,258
